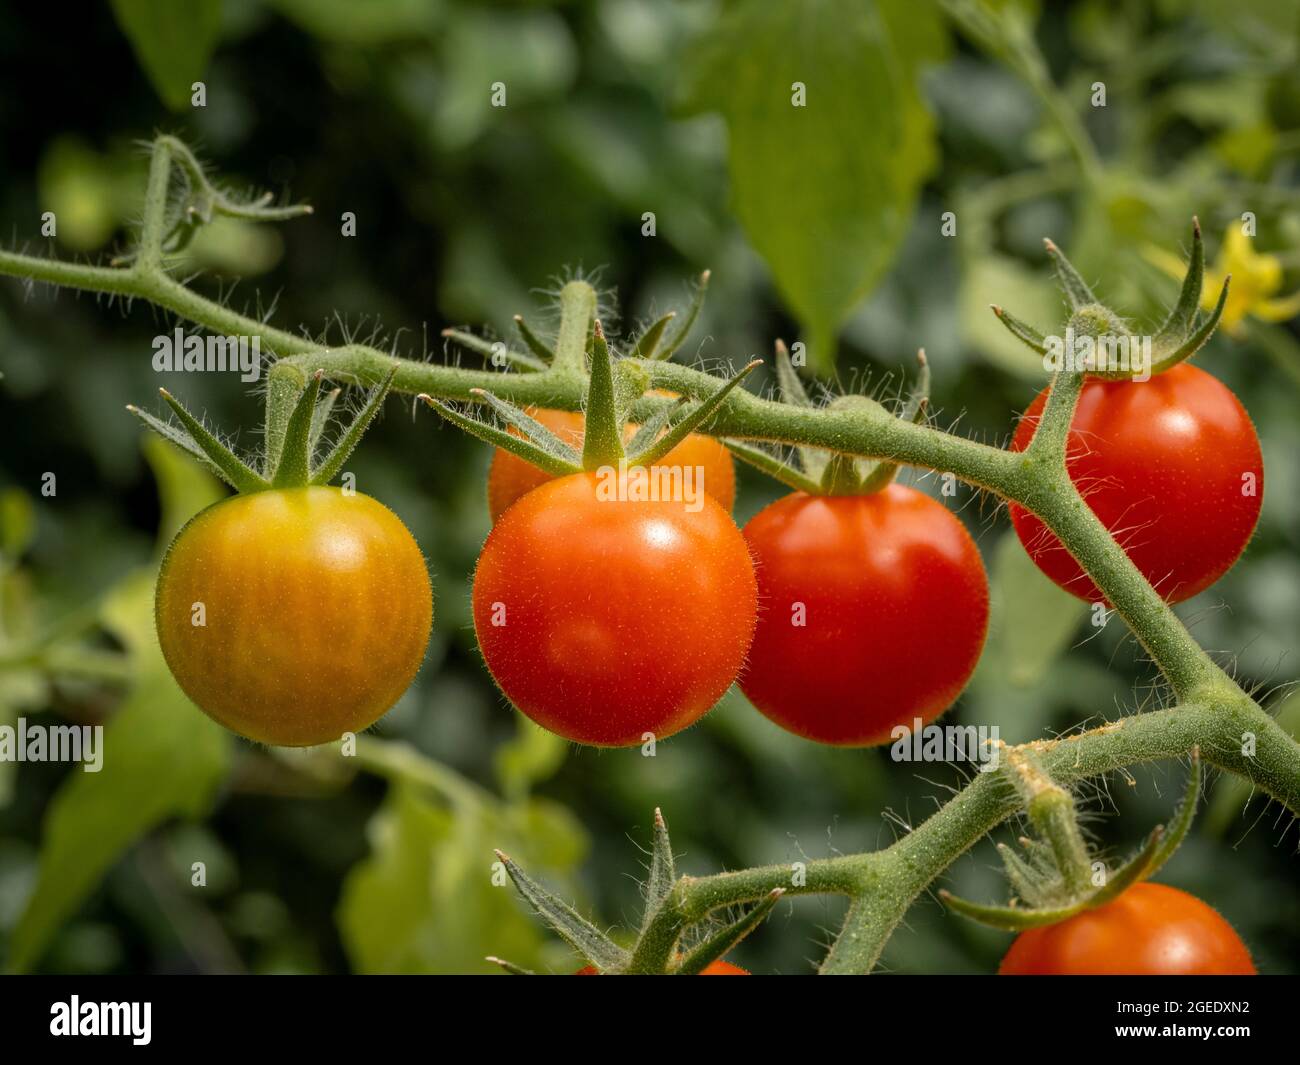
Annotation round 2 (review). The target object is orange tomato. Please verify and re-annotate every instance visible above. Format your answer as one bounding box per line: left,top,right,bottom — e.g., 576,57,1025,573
156,487,432,746
999,883,1256,975
486,406,735,522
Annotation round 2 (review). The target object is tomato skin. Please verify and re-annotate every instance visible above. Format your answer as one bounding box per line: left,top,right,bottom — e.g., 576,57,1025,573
472,472,756,747
739,486,989,747
1009,364,1263,604
1000,883,1256,975
486,407,736,522
156,487,432,747
574,961,748,975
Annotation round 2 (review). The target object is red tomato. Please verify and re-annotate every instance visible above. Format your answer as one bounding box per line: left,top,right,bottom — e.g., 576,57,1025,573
472,472,756,747
156,487,432,746
739,486,988,746
1009,364,1263,604
1000,882,1256,975
486,405,736,522
575,961,748,975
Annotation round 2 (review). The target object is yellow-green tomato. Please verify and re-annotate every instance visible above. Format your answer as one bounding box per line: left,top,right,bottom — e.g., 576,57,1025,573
156,487,432,746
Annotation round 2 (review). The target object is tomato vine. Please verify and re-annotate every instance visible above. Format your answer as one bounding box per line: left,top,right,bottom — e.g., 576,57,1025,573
1,133,1297,974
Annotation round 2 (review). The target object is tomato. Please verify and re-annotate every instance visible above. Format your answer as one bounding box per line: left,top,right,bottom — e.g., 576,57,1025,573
1000,882,1256,975
1009,364,1263,604
156,487,432,747
472,472,756,747
739,486,988,746
486,405,736,522
575,961,748,975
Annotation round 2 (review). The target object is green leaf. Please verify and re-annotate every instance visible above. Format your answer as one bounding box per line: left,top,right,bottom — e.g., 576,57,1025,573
110,0,222,111
337,786,587,974
683,0,946,373
7,571,230,971
493,717,568,800
6,443,228,970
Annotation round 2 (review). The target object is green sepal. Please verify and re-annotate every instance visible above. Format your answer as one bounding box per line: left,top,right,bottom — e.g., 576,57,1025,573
581,321,625,468
722,440,823,495
495,849,628,972
991,304,1049,355
485,956,536,976
641,808,676,930
144,389,269,494
656,270,710,362
672,889,783,976
310,366,399,486
271,370,323,487
857,351,930,493
632,312,676,360
820,454,864,495
1141,747,1202,878
625,397,686,456
1146,277,1230,375
938,890,1087,933
773,338,828,477
472,390,583,466
442,328,547,372
774,338,814,407
1044,237,1099,310
309,386,342,454
419,395,581,478
513,315,555,362
626,360,759,469
943,750,1204,932
1156,217,1206,341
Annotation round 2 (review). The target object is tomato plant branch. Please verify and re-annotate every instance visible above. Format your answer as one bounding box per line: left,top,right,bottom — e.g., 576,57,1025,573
2,136,1296,974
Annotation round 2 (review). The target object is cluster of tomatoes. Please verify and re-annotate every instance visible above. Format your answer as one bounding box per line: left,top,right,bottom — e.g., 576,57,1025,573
150,353,1264,975
153,360,1262,754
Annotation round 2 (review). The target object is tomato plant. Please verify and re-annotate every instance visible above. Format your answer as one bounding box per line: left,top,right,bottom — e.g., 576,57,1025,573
157,487,432,747
740,485,988,746
487,405,736,522
1009,363,1263,604
472,472,756,747
999,882,1256,975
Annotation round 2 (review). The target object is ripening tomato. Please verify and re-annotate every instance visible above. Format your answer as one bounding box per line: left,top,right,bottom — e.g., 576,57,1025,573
739,486,988,747
999,882,1256,975
486,405,736,522
574,961,748,975
472,472,756,747
156,487,432,747
1009,364,1263,604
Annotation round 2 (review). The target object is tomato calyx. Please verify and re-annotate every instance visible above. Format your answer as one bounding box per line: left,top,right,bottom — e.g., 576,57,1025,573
127,364,398,492
940,747,1202,932
422,294,758,478
726,342,930,497
992,217,1231,380
487,808,778,975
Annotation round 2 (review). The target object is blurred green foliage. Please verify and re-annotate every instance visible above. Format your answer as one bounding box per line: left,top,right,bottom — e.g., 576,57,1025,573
0,0,1298,974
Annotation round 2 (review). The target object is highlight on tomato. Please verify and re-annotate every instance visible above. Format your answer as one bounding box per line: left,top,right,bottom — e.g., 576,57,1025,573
132,367,433,747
